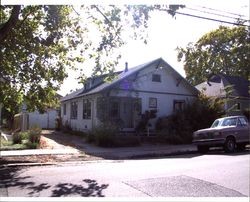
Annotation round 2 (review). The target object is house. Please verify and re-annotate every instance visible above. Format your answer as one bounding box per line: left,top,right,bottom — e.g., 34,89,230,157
60,58,198,132
196,74,250,115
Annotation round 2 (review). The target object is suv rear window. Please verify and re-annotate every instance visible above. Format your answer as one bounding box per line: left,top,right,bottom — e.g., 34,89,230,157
238,117,248,126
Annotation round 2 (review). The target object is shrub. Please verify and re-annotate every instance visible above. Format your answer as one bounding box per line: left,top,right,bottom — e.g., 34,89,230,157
26,141,39,149
12,133,22,144
243,108,250,120
55,117,62,131
28,126,42,144
156,93,225,144
19,131,29,140
92,123,118,147
114,136,141,147
86,132,95,143
62,120,72,132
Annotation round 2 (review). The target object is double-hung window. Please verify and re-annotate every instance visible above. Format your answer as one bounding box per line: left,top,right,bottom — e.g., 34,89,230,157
70,102,78,119
83,99,91,119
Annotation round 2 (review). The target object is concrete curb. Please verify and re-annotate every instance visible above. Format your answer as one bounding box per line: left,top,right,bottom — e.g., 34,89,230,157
0,162,57,168
0,149,197,168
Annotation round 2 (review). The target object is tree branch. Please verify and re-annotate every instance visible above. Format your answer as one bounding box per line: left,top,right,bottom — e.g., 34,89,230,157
0,5,21,43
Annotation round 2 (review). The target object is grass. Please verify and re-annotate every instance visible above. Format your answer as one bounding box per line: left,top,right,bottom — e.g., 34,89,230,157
0,127,41,150
0,137,29,150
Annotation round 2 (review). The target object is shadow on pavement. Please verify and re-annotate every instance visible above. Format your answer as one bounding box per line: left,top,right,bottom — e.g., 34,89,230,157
51,179,109,197
0,166,109,197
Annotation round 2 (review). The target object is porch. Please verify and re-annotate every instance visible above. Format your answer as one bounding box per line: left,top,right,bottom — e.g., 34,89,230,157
96,96,142,130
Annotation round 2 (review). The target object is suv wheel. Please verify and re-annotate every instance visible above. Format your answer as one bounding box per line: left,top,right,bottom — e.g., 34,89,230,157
224,137,236,153
197,145,209,153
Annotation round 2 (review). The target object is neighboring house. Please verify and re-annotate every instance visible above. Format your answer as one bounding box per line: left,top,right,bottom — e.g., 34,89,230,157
196,74,250,115
60,58,198,132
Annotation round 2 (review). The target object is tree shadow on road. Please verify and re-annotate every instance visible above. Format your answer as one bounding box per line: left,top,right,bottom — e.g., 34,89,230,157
0,167,35,191
51,179,109,197
0,167,109,197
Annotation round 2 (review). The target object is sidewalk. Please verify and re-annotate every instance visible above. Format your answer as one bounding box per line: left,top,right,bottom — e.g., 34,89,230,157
0,143,197,160
0,130,198,166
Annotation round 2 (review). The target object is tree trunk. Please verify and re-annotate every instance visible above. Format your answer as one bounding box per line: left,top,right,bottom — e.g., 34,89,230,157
0,5,21,43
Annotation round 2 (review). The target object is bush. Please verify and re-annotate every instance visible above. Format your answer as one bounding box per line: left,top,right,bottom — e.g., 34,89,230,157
62,120,72,132
89,122,141,147
19,131,29,140
92,123,118,147
114,136,141,147
86,132,95,143
26,141,39,149
243,108,250,120
156,93,225,144
12,133,22,144
55,117,62,131
28,126,41,144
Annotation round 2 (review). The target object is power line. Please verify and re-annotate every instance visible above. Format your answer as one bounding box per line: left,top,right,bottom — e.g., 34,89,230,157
194,5,246,17
158,7,249,27
174,10,249,27
185,6,249,22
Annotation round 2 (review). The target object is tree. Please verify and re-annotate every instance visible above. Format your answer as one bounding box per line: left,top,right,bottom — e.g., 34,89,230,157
177,26,250,86
0,5,184,126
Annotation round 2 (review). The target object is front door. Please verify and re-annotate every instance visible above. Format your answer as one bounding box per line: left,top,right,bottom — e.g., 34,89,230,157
121,99,133,128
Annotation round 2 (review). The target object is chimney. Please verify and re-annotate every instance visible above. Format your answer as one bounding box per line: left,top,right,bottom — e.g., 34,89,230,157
125,62,128,72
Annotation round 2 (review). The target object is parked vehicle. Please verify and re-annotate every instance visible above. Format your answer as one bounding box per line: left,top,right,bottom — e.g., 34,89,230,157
193,116,250,153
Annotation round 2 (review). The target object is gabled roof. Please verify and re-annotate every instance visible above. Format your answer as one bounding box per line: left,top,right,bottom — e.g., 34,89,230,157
61,58,198,102
196,74,250,98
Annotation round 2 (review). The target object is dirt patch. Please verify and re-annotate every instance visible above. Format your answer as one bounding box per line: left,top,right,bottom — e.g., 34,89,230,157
40,130,85,150
0,154,103,165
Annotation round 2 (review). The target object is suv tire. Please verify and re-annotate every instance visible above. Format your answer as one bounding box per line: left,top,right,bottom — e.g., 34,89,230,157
224,137,236,153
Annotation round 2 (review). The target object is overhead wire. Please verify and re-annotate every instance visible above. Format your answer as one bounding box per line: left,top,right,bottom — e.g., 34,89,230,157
173,10,249,27
185,6,249,22
193,5,247,17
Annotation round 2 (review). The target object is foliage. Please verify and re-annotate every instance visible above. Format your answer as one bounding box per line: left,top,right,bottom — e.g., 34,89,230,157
156,93,225,144
7,126,41,149
87,122,140,147
61,120,72,132
12,133,22,144
55,116,62,131
28,126,42,144
135,110,157,133
243,108,250,120
1,136,12,147
91,122,119,147
1,5,185,125
114,136,141,147
177,26,250,86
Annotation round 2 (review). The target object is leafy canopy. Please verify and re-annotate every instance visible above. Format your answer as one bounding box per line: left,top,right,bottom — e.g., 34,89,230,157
177,25,250,86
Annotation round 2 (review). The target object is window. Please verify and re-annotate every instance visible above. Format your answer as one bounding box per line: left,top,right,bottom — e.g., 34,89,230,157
222,118,237,126
238,117,248,126
83,99,91,119
70,102,78,119
173,100,185,112
149,97,157,108
110,102,119,118
152,74,161,82
63,104,66,115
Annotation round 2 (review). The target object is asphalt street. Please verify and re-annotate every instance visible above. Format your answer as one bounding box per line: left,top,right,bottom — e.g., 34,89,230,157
0,151,249,198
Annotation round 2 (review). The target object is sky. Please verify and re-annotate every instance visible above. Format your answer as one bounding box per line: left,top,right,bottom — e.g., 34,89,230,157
2,0,250,96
